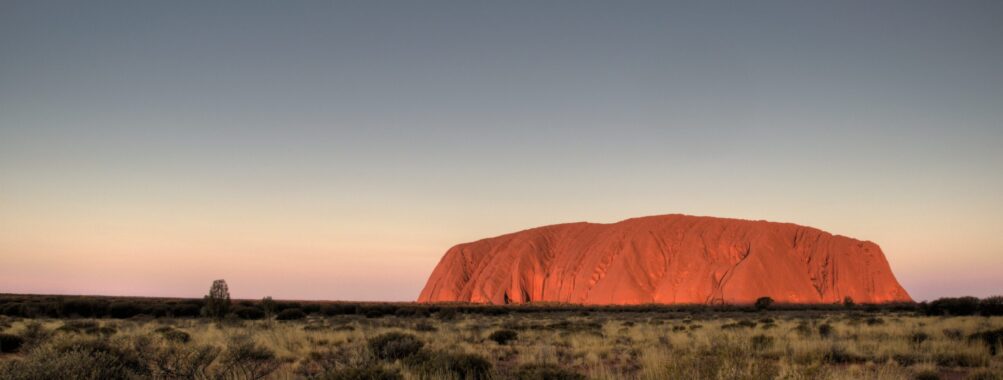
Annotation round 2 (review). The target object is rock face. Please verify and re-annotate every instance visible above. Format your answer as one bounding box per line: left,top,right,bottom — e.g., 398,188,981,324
418,215,911,305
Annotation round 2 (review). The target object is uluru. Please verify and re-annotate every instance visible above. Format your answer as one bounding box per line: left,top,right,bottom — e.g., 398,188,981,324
419,214,912,305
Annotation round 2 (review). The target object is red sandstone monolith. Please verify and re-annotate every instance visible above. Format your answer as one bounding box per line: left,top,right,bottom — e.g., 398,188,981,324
418,214,912,305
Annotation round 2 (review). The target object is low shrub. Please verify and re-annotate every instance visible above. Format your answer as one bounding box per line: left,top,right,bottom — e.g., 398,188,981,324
823,344,864,364
488,329,518,345
933,350,986,367
56,320,100,335
276,308,307,321
368,332,424,361
515,363,586,380
148,343,220,378
943,328,964,340
665,338,780,380
794,322,813,336
49,337,150,376
156,327,191,343
324,366,403,380
750,334,774,351
232,306,266,320
412,322,437,332
19,322,51,348
436,308,458,321
911,331,931,345
218,335,280,380
969,328,1003,356
754,297,774,311
818,323,834,338
721,320,756,330
0,333,24,353
409,351,492,380
966,369,1002,380
0,346,138,379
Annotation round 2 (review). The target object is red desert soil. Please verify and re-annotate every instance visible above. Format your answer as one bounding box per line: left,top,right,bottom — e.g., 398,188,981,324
418,214,912,305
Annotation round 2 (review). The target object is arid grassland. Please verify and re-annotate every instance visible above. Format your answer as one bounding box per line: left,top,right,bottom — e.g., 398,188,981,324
1,309,1002,380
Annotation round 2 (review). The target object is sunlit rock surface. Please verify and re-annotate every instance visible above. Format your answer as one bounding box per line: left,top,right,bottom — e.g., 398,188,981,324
418,215,911,305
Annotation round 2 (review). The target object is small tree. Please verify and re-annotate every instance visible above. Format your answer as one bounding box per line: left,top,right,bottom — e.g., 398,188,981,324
261,296,276,319
843,296,855,309
754,296,774,311
203,279,231,320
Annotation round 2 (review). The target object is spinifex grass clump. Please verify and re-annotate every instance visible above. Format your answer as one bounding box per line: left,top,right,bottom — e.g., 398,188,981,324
970,329,1003,356
488,329,518,345
368,332,424,361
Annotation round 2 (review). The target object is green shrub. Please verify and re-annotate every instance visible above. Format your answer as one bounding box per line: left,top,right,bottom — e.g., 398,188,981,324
368,332,424,361
276,308,307,321
515,363,586,380
0,333,24,353
488,329,518,345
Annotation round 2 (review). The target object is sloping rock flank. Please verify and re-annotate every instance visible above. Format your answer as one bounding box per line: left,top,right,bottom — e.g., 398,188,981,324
418,215,912,305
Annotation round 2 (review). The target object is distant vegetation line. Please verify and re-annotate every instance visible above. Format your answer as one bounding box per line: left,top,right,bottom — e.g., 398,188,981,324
1,288,1000,320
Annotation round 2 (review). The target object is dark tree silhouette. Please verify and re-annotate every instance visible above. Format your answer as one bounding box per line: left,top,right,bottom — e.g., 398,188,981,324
202,279,231,320
754,297,774,311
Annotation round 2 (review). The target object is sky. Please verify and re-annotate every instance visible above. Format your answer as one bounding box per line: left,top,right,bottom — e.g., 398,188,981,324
1,1,1001,302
